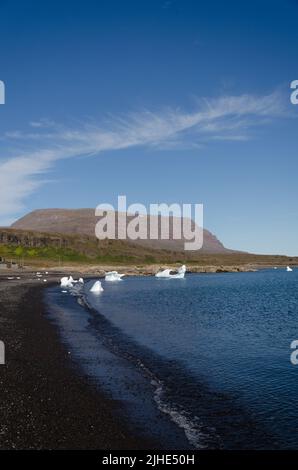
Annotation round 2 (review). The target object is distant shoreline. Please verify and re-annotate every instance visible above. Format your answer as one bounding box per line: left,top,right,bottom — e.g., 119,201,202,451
0,262,295,278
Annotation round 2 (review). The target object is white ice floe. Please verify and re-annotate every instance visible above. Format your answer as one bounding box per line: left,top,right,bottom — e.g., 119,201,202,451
286,266,293,272
60,276,69,287
60,276,74,288
43,279,47,282
90,280,104,293
60,275,84,288
7,277,14,280
155,265,186,279
105,271,125,282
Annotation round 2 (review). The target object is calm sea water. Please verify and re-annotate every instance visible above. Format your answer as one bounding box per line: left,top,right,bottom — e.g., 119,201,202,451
46,269,298,449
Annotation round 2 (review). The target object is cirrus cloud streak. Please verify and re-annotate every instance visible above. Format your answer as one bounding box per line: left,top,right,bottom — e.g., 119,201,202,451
0,91,288,225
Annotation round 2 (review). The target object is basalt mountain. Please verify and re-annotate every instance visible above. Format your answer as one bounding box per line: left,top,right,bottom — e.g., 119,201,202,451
11,208,230,254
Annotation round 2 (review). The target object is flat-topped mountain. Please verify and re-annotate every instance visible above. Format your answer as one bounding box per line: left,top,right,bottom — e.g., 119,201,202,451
11,208,230,254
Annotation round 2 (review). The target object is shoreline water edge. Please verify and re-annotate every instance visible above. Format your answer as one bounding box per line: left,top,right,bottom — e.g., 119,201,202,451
0,275,155,449
0,267,296,450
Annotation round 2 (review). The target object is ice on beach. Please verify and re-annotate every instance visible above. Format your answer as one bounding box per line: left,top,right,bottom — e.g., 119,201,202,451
60,276,74,288
60,275,85,288
155,265,186,279
90,280,104,293
43,279,47,282
105,271,125,282
7,277,14,280
60,276,69,286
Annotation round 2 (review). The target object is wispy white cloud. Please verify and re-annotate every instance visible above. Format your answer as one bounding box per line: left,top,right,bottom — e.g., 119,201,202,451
0,153,51,225
0,91,288,225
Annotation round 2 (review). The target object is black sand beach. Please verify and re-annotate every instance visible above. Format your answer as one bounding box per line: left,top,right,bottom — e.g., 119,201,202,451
0,275,153,449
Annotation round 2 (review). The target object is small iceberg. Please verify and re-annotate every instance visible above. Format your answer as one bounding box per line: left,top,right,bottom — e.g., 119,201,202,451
105,271,125,282
60,275,84,287
90,280,104,293
155,265,186,279
60,276,74,288
286,266,293,272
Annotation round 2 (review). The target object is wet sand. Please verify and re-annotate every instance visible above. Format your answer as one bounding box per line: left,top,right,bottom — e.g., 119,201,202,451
0,275,153,449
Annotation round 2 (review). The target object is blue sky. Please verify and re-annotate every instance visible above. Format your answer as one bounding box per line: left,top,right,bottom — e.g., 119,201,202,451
0,0,297,255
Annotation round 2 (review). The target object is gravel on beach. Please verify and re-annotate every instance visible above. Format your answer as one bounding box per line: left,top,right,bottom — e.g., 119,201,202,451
0,276,153,449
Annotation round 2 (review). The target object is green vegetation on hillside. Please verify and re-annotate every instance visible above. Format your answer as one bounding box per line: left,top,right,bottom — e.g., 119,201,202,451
0,243,153,266
0,228,297,268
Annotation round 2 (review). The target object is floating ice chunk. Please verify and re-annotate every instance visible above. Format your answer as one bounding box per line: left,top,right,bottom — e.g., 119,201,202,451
60,276,69,286
105,271,125,282
7,277,14,280
177,265,186,275
78,278,84,284
286,266,293,272
60,276,74,288
155,265,186,279
155,269,172,278
90,280,104,293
